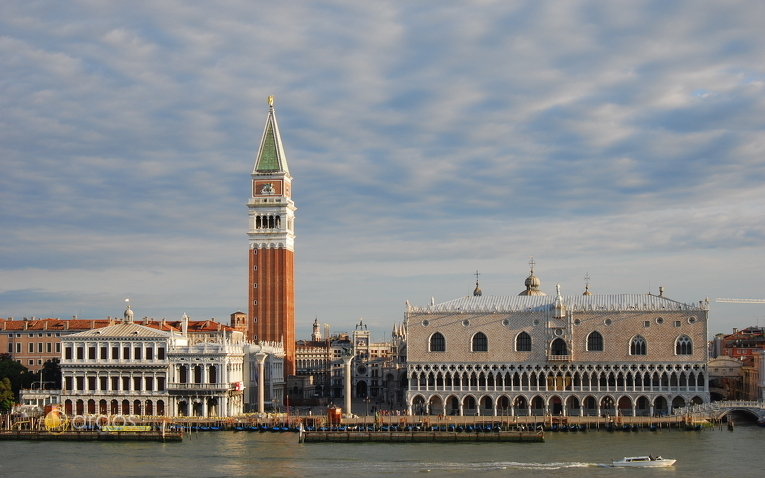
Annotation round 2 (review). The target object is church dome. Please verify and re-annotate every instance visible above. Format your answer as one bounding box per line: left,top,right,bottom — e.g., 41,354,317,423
519,263,546,296
525,274,541,289
473,281,482,297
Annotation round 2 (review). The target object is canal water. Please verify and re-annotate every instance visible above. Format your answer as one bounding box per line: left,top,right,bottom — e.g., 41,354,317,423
0,424,761,477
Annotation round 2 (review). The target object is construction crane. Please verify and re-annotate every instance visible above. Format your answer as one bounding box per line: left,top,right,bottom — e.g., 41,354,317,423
716,298,765,303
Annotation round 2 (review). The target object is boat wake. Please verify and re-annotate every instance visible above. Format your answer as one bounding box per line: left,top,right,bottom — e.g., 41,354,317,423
339,460,598,472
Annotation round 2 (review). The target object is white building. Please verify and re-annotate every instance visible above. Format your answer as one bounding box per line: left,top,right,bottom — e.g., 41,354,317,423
59,307,246,417
406,271,710,417
244,342,285,412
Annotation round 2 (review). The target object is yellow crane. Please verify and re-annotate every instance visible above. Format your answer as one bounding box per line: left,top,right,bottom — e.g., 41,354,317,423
715,298,765,303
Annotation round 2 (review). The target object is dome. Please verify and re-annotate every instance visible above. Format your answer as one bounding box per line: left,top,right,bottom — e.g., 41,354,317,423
124,304,134,323
473,280,482,297
525,274,541,288
519,271,546,296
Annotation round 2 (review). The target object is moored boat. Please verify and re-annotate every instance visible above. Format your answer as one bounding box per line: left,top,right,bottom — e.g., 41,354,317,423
612,456,676,467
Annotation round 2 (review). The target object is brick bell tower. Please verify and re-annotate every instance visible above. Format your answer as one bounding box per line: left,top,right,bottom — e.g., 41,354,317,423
247,96,296,377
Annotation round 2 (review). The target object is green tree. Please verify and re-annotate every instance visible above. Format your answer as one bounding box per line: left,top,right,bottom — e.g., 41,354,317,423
0,353,35,401
39,359,62,389
0,377,15,411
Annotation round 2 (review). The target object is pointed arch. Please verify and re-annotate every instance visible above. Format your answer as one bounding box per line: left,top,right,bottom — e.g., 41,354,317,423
676,335,693,355
429,332,445,352
516,331,532,352
551,338,567,356
630,335,647,355
471,332,488,352
586,331,603,351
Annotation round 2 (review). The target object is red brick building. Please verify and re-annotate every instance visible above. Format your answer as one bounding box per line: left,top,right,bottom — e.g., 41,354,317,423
247,97,296,376
713,326,765,366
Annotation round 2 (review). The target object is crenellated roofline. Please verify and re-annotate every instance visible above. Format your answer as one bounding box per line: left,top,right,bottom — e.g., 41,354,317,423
407,294,709,314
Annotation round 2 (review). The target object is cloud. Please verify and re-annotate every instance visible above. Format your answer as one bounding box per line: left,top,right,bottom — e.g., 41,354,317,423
1,0,765,339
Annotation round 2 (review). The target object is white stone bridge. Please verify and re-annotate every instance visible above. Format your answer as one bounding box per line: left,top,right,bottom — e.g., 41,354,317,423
673,400,765,421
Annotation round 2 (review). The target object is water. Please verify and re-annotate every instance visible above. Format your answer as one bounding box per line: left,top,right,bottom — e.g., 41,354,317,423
1,425,761,477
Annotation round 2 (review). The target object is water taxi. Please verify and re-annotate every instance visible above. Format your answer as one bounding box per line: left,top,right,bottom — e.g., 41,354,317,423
612,456,676,467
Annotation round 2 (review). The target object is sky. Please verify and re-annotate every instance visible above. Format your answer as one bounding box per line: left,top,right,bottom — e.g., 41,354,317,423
2,1,765,341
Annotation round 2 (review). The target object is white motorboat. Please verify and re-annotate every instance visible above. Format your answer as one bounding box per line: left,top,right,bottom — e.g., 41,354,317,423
612,456,676,467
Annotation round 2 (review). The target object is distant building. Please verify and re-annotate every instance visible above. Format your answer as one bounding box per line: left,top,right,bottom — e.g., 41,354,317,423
294,320,331,402
1,317,111,372
707,356,744,400
711,326,765,365
406,270,710,417
244,342,285,412
305,321,408,411
753,351,765,401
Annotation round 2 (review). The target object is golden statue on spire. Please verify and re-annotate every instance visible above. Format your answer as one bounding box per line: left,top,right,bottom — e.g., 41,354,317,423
268,95,274,107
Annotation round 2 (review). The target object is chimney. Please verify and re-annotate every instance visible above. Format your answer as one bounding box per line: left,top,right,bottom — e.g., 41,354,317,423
733,328,738,333
658,287,664,297
65,321,69,330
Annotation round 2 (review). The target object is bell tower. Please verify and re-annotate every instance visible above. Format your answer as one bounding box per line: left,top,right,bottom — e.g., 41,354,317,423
247,96,296,376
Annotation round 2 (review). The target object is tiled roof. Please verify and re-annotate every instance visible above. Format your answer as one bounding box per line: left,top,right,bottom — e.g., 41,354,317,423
408,294,707,314
0,317,235,333
0,318,112,331
68,323,175,338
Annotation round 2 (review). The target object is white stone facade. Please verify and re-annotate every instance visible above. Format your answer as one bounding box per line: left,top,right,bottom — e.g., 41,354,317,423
60,322,185,417
244,342,285,411
167,342,245,417
60,319,247,417
406,290,710,417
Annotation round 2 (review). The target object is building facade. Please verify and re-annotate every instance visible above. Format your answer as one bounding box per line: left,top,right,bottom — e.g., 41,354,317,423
710,326,765,364
295,321,331,401
59,320,183,417
1,318,111,372
406,275,710,417
243,342,285,412
247,97,296,377
59,308,246,417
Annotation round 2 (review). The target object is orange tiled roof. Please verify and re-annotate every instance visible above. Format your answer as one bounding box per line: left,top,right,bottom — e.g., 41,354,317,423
1,317,235,333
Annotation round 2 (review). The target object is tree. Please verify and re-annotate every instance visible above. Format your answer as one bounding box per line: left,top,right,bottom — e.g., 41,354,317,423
0,378,15,411
39,359,62,389
0,353,35,401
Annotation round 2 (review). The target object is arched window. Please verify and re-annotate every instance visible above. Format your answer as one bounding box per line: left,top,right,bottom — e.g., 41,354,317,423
551,338,567,356
676,335,692,355
630,335,647,355
430,332,445,352
472,332,488,352
516,332,532,352
587,331,603,351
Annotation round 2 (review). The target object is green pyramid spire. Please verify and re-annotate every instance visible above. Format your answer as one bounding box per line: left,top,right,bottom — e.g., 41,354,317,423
254,99,289,174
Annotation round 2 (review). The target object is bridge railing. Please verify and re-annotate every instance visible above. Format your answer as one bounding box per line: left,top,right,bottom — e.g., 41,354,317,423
673,400,765,416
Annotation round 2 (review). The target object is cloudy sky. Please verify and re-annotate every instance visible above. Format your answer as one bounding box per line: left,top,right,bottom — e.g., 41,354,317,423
2,1,765,341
